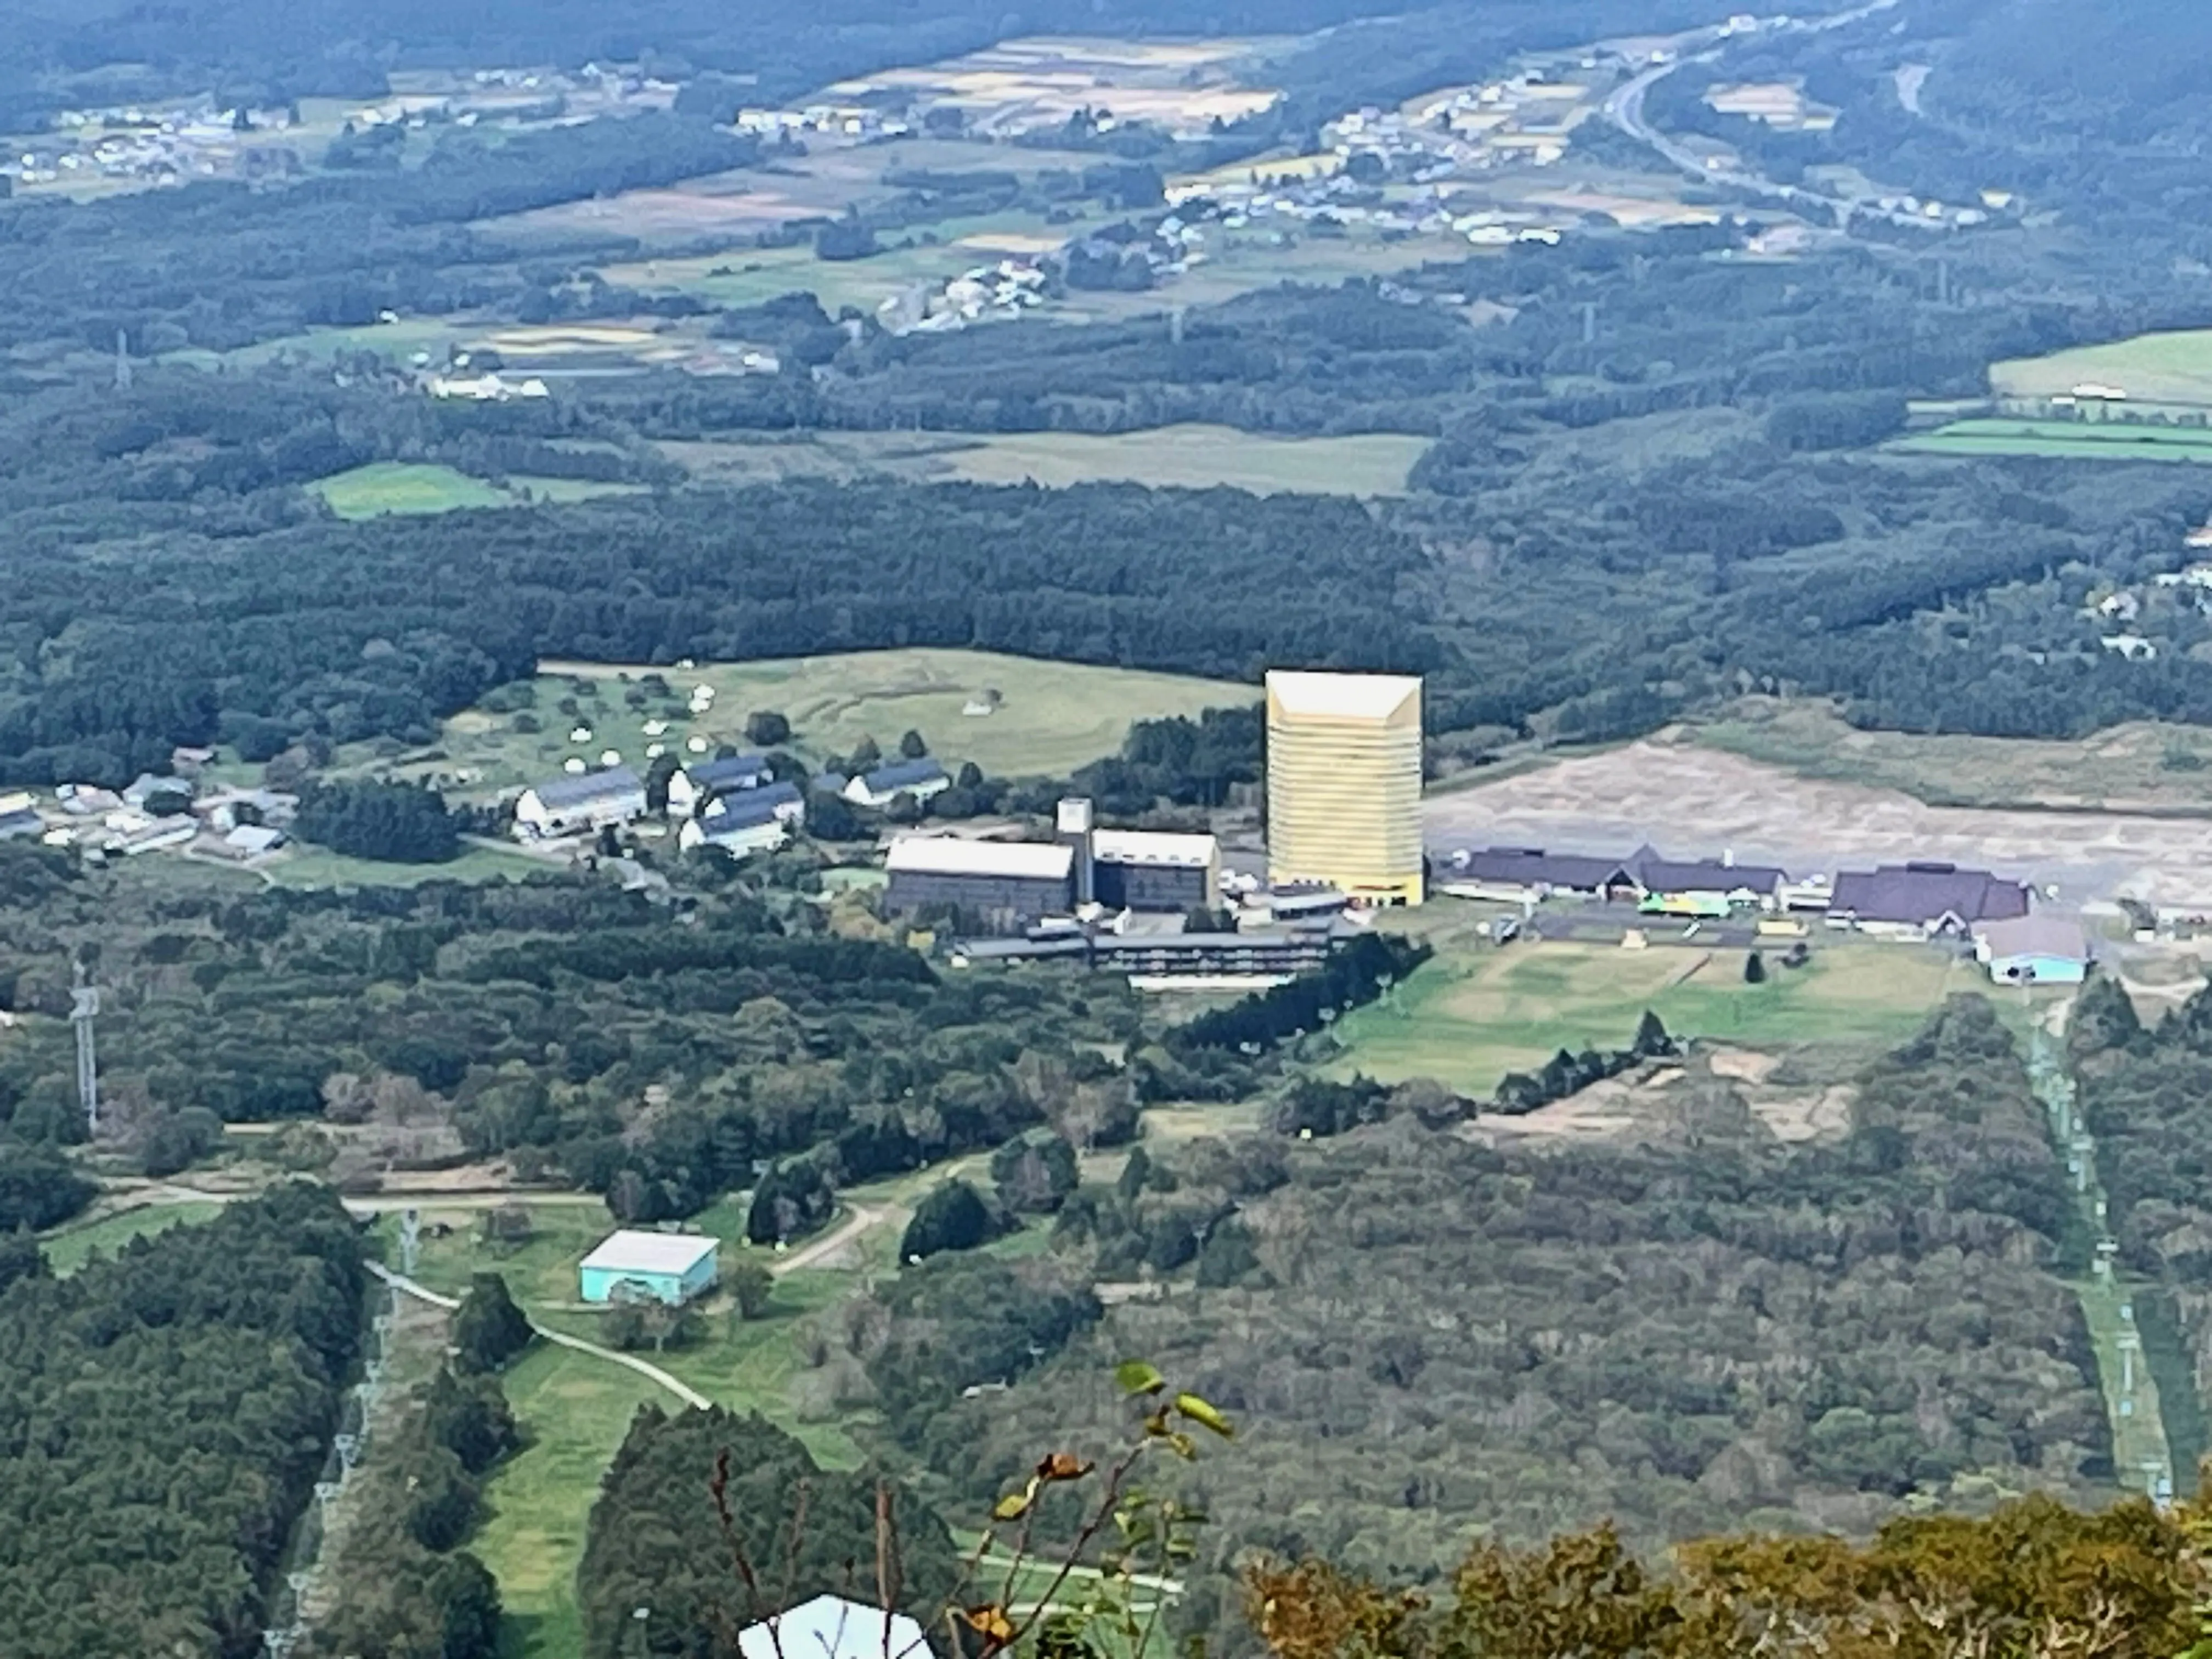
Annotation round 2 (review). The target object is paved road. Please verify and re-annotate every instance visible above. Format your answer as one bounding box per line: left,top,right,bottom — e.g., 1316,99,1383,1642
1602,0,1923,230
367,1260,713,1410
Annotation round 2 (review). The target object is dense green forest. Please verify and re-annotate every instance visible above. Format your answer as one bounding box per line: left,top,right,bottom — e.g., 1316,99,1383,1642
849,1000,2108,1632
577,1405,962,1659
2069,975,2212,1486
14,1,2212,1650
0,1184,368,1659
305,1353,517,1659
0,847,1186,1228
2,2,2211,786
1644,0,2212,247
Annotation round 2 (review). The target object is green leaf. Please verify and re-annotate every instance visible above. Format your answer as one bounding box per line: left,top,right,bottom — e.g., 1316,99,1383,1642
992,1490,1032,1521
1173,1392,1235,1437
1115,1359,1166,1396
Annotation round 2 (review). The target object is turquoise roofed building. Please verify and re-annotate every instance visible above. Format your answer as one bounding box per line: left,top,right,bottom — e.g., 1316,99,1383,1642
579,1229,720,1306
1974,914,2091,985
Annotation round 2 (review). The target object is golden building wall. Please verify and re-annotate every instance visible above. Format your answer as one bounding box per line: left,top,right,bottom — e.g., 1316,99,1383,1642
1265,672,1424,905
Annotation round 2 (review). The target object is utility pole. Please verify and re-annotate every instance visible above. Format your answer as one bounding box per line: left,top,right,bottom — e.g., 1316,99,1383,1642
70,961,100,1138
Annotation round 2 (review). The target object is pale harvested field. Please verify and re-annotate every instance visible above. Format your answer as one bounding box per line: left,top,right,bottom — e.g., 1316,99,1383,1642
661,426,1430,495
827,35,1286,139
924,425,1430,494
487,179,826,241
1424,732,2212,911
1695,699,2212,813
1992,329,2212,407
1523,189,1722,228
1466,1062,1855,1148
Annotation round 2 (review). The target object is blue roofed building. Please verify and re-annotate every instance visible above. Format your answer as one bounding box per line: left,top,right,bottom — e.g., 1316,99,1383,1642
679,781,804,857
668,753,775,816
844,758,951,809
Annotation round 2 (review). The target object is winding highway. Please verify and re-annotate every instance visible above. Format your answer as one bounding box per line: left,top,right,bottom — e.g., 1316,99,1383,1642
1600,0,1930,232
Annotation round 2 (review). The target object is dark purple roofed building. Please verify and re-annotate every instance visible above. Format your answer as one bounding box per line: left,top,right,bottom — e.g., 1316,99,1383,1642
1826,862,2032,938
1439,844,1789,906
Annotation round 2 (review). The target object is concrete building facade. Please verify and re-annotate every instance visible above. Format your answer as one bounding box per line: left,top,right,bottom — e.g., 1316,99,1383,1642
1265,669,1424,906
885,837,1075,931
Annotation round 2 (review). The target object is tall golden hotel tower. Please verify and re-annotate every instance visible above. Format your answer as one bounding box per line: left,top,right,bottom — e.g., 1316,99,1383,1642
1263,669,1425,906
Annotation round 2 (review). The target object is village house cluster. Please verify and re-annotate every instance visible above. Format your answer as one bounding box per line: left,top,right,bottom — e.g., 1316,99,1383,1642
0,748,295,865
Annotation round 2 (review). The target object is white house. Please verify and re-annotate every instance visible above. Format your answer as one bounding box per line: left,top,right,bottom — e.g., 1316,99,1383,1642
666,752,775,817
844,759,951,809
678,782,805,858
514,766,646,839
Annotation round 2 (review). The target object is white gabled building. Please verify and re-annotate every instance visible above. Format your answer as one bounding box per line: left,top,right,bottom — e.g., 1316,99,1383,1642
514,766,646,839
677,781,805,859
845,759,951,809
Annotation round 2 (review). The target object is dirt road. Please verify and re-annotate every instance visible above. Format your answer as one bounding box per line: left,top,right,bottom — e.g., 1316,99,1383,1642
366,1261,712,1410
772,1203,883,1275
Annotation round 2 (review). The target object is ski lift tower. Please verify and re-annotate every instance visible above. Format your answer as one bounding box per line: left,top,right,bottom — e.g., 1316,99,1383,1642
70,961,100,1138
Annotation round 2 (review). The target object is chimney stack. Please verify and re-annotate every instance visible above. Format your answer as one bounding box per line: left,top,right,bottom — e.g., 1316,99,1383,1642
1057,797,1096,907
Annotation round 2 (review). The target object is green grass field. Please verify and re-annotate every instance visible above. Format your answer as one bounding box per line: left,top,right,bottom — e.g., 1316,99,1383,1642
1992,329,2212,408
1692,698,2212,814
310,462,643,520
397,1163,975,1658
1892,419,2212,464
42,1200,225,1274
262,842,547,889
1330,932,1975,1098
478,1342,668,1659
408,647,1254,800
599,209,1105,316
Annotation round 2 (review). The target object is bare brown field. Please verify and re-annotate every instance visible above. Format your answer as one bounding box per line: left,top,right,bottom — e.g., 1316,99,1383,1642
1423,731,2212,912
492,137,1109,247
1695,698,2212,813
1464,1057,1855,1149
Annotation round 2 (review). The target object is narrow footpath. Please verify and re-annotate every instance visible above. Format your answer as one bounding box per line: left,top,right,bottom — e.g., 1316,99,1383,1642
367,1260,712,1410
2026,1023,2175,1505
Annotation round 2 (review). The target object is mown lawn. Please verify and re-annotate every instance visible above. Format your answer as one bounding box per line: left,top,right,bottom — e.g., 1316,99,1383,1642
397,646,1254,802
263,842,547,889
42,1200,225,1274
309,461,642,521
1892,419,2212,464
1330,934,1975,1097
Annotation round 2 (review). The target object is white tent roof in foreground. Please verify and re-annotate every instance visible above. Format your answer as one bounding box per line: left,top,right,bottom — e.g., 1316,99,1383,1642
579,1229,719,1278
738,1595,931,1659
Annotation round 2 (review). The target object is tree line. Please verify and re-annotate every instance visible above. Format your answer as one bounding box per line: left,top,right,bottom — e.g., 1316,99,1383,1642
0,1184,369,1659
880,999,2110,1613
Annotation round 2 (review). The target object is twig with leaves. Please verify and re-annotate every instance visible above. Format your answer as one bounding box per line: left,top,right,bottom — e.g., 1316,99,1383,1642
953,1359,1232,1659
